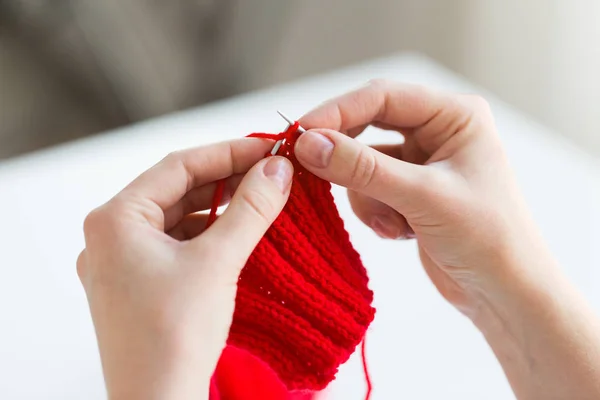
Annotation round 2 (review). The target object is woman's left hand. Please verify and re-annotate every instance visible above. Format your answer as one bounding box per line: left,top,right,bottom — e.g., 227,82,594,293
77,139,293,400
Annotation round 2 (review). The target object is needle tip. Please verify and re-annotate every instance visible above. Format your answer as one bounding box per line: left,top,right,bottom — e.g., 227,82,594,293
276,110,292,124
277,110,305,133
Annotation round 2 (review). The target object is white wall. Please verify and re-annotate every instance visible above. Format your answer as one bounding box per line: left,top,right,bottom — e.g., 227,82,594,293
455,1,600,156
238,1,600,156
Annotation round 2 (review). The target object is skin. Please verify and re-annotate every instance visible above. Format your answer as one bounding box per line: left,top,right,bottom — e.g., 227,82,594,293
78,80,600,400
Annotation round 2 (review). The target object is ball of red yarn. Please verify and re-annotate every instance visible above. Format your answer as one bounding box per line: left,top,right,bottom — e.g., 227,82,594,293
210,345,315,400
211,123,376,394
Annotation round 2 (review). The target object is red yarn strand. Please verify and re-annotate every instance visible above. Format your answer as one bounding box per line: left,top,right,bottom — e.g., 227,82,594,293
207,122,301,228
361,336,372,400
246,132,284,140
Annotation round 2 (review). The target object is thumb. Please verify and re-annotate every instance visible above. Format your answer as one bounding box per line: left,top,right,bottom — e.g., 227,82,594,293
294,129,432,214
199,156,293,266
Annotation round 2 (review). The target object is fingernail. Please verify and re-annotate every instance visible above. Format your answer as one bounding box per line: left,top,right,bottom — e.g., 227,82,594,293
371,216,401,239
295,130,334,168
263,157,293,193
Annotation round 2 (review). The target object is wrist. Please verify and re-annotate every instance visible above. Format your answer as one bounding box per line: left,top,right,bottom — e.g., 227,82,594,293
466,220,559,329
108,357,211,400
469,238,560,336
101,329,214,400
468,240,600,399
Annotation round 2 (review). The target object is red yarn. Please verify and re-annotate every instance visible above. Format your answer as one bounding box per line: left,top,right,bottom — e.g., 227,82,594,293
208,121,376,399
361,339,372,400
207,122,302,228
210,345,314,400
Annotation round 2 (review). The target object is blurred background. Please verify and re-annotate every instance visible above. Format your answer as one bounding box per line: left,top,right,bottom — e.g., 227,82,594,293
0,0,598,160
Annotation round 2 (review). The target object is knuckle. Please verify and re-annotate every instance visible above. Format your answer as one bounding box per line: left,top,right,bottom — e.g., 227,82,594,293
423,168,449,192
351,147,378,190
76,250,87,283
408,166,448,200
163,150,195,190
455,94,495,135
83,200,127,238
161,151,188,174
163,150,183,164
240,188,277,225
368,78,391,88
83,207,105,235
463,94,492,114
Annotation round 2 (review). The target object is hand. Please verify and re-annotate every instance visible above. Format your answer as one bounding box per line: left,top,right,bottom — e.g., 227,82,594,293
296,79,537,317
77,140,293,400
294,80,600,400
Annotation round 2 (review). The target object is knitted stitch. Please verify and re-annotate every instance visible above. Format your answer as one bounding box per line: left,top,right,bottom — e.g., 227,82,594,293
209,122,376,394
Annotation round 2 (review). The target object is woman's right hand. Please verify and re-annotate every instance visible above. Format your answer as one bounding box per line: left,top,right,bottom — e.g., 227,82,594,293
294,80,600,400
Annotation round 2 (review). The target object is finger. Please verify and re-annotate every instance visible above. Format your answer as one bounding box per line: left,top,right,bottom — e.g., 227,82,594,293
344,121,410,138
194,156,293,268
371,139,429,167
163,174,244,232
294,128,442,215
347,190,414,240
167,213,210,241
374,133,430,164
346,123,370,138
370,143,403,159
299,80,476,155
300,80,447,132
115,138,272,230
170,144,414,242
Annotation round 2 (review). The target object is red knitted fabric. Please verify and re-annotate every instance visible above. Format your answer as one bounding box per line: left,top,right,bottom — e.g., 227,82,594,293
209,122,376,395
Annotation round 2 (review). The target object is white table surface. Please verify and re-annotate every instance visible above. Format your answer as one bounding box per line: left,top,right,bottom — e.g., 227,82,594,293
1,53,599,400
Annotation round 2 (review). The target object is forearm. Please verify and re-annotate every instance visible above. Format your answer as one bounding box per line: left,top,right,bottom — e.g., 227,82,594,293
474,250,600,400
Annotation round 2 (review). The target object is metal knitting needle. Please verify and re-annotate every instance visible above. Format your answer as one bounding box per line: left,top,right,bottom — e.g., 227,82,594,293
270,139,284,156
270,110,306,155
277,110,306,133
